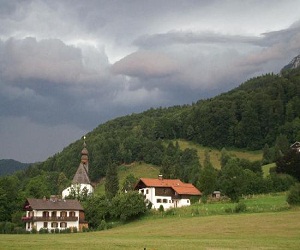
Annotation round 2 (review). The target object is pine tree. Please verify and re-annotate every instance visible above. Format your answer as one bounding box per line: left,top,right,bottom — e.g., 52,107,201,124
105,163,119,200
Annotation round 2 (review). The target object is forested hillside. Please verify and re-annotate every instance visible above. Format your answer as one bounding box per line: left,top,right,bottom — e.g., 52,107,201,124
28,67,300,182
0,159,30,176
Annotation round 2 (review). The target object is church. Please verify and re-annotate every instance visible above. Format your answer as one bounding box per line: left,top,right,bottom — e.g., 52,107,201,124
62,136,94,198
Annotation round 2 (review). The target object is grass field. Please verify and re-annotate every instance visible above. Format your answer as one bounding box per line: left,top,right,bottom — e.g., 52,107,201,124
1,194,299,249
1,209,300,249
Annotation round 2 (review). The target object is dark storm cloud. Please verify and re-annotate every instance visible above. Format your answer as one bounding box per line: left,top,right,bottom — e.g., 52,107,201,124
1,0,300,162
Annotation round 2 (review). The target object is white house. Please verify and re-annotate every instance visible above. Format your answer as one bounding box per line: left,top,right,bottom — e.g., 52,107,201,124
22,196,88,232
62,137,94,198
134,175,201,210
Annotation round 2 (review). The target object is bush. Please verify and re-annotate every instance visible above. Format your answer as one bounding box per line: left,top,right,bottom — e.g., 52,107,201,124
287,183,300,205
191,208,200,216
158,205,164,213
0,222,16,234
98,220,107,231
234,202,247,213
147,201,153,210
165,208,176,216
39,228,48,234
111,191,146,222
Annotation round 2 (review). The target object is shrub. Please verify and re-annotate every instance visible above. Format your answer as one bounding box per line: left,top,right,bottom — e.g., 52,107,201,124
98,220,107,231
191,208,200,216
147,201,153,210
201,196,208,204
234,202,247,213
165,208,176,216
39,228,48,234
0,222,16,234
111,191,147,222
287,183,300,205
158,205,164,214
225,207,233,213
13,227,27,234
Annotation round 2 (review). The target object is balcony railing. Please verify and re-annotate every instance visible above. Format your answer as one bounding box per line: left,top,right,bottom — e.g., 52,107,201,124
22,216,78,222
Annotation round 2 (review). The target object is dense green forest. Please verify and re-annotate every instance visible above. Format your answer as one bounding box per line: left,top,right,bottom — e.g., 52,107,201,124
1,65,300,229
0,159,30,176
32,67,300,182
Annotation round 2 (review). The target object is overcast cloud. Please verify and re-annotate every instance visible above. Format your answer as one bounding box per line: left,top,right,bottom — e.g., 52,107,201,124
1,0,300,162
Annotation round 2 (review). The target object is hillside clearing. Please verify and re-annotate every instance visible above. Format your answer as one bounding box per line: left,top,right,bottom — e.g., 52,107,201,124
177,139,263,169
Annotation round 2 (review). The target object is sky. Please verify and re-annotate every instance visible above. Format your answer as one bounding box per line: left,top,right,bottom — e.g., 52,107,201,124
1,0,300,163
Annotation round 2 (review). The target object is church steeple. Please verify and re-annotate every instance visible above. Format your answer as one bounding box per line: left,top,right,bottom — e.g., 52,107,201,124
62,135,94,198
81,135,89,169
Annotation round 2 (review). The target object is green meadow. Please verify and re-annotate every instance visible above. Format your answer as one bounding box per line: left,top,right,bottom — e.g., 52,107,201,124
176,139,262,169
1,194,300,250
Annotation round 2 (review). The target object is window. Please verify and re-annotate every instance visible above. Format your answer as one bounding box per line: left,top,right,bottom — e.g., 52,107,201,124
163,199,168,203
42,211,49,217
69,211,75,217
43,222,48,228
60,211,67,217
146,189,149,194
156,199,161,203
51,222,58,228
60,222,67,228
51,211,57,217
187,200,190,203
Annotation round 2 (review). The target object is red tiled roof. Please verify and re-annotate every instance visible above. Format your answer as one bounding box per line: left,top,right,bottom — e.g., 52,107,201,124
137,178,201,195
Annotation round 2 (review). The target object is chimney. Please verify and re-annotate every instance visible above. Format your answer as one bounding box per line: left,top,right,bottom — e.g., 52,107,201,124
50,195,57,202
158,174,163,180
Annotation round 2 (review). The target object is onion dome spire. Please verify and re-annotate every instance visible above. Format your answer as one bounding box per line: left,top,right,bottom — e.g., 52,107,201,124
81,135,89,165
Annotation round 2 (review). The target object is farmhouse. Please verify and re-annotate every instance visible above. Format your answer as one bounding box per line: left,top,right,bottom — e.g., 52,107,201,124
62,136,94,198
290,141,300,153
22,196,88,232
135,175,201,210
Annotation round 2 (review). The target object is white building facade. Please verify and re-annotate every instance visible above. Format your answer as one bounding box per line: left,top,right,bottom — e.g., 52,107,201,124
135,176,201,210
22,197,87,232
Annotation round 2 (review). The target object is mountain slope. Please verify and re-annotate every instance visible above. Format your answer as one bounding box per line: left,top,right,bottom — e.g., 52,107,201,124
28,57,300,183
0,159,30,176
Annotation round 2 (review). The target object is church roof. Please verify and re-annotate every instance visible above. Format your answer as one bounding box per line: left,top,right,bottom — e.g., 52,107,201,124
72,163,91,184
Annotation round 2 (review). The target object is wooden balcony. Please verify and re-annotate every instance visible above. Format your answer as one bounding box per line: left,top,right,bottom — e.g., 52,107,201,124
22,216,78,222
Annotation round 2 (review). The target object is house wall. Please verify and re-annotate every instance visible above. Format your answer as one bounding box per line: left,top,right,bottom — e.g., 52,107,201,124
138,187,191,210
25,209,80,232
62,183,94,198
